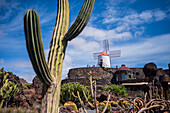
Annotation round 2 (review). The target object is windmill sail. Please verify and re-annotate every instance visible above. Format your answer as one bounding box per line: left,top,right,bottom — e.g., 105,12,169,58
109,50,121,58
93,52,102,60
103,40,109,54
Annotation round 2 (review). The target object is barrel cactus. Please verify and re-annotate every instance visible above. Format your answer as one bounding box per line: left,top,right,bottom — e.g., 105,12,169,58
63,101,77,112
24,0,95,112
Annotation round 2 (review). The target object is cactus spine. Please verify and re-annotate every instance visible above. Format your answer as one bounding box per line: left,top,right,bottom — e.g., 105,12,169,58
24,0,95,113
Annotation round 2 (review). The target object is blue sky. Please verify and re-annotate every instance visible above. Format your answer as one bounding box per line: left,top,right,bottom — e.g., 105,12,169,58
0,0,170,83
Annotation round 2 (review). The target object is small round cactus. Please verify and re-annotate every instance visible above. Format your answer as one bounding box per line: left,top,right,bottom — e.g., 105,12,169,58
64,101,77,112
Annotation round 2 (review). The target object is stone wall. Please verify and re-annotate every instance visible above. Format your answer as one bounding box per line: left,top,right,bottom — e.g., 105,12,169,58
62,67,168,92
67,67,116,80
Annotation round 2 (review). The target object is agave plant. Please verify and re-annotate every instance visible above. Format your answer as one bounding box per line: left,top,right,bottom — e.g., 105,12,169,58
24,0,95,113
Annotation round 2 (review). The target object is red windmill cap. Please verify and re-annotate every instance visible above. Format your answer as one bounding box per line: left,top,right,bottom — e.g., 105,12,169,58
98,51,109,56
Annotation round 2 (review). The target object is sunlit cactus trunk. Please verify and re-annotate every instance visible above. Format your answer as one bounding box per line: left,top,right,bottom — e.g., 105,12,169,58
41,0,69,112
24,0,95,113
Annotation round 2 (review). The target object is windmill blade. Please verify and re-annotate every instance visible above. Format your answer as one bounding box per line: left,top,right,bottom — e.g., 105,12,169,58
103,39,109,53
93,52,101,60
109,50,121,58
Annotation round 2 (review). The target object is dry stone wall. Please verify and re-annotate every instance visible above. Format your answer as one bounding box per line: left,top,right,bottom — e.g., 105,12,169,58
62,67,167,91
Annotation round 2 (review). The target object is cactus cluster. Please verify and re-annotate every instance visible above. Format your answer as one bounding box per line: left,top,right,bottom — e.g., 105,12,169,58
24,0,95,112
61,83,90,106
103,84,128,97
0,67,19,109
148,80,165,99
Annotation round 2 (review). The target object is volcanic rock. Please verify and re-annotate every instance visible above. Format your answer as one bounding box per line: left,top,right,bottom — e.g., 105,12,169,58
32,76,43,99
143,62,157,78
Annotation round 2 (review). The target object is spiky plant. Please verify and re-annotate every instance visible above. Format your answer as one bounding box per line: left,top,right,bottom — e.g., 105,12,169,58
24,0,95,113
0,67,19,109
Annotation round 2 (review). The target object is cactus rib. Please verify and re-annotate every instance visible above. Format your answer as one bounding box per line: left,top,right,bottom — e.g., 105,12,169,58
48,0,69,78
24,9,52,85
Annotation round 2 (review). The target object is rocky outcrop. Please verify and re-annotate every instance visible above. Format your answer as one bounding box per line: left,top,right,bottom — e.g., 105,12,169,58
0,69,37,110
32,76,43,99
143,62,157,81
6,72,26,91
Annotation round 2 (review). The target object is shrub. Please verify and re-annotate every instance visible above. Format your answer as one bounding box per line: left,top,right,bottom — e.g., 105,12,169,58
102,84,128,97
60,83,90,106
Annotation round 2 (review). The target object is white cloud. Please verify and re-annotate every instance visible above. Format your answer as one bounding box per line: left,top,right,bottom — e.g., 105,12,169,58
110,34,170,67
67,37,101,64
115,24,130,33
139,11,153,22
101,5,168,39
69,37,100,52
134,27,145,38
154,10,166,21
102,3,168,25
80,26,132,40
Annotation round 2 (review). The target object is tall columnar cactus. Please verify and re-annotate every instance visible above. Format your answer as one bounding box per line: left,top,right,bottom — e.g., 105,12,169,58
24,0,95,113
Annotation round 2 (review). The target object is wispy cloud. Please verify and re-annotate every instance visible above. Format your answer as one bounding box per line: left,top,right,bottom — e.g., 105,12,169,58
12,61,32,68
62,54,73,79
80,26,132,41
69,37,100,52
19,74,35,83
103,9,167,25
0,0,56,35
0,30,8,38
110,34,170,67
0,59,4,64
0,0,20,21
0,37,25,51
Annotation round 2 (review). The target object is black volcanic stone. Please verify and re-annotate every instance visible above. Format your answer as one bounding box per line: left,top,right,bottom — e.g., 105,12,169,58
143,62,157,78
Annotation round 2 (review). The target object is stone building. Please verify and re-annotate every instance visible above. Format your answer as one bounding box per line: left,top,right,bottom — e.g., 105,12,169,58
61,64,168,93
115,64,133,82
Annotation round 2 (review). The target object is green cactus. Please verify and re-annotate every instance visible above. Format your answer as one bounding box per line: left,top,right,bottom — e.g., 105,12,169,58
103,84,128,97
22,83,32,89
0,67,19,109
60,83,90,107
24,0,95,112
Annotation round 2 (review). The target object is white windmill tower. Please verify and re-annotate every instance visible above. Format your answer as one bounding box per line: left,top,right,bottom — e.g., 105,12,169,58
93,40,121,68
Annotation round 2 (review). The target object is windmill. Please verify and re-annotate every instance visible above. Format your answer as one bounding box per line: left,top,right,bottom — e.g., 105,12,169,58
93,39,121,68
